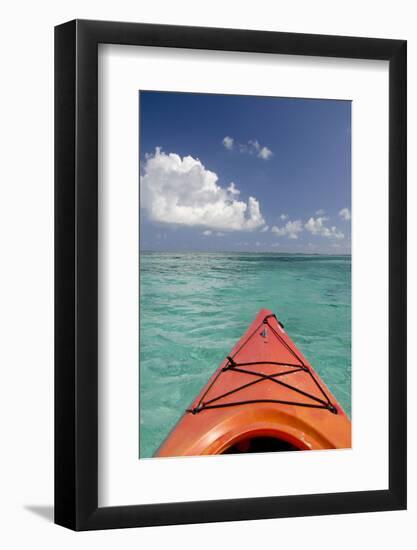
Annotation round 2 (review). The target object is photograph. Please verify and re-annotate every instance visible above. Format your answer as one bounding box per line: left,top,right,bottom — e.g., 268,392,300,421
139,91,352,458
0,1,409,541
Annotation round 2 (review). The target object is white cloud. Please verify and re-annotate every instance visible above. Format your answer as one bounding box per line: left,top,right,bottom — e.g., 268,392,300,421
202,230,212,236
223,137,273,160
222,136,234,150
305,217,344,239
271,219,303,239
339,207,351,221
315,209,326,216
141,148,265,231
247,139,273,160
227,182,240,196
258,146,273,160
280,214,288,221
260,225,269,232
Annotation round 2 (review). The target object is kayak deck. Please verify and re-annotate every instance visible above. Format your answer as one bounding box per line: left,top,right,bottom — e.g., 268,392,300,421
187,312,338,416
155,309,351,456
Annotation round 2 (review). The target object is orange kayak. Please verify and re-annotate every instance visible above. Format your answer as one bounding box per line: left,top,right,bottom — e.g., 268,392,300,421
155,308,351,456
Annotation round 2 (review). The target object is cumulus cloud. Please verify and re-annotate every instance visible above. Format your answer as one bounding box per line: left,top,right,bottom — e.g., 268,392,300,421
249,140,273,160
223,136,273,160
315,209,326,216
271,220,303,239
141,148,265,231
305,217,344,239
260,147,273,159
260,225,269,232
222,136,234,150
203,230,225,237
227,182,240,196
280,213,288,221
339,207,351,221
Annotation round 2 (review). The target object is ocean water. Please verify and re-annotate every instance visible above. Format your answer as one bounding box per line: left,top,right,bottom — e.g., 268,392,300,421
139,252,351,458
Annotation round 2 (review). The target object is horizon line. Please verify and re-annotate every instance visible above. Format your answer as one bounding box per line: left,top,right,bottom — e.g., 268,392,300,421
140,249,352,256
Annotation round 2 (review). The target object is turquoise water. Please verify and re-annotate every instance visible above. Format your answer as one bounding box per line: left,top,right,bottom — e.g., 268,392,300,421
139,252,351,458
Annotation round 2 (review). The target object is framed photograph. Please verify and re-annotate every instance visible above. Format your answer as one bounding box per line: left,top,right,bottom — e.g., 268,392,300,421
55,20,406,530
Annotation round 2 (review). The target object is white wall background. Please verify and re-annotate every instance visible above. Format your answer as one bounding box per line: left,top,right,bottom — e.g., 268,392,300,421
0,0,414,547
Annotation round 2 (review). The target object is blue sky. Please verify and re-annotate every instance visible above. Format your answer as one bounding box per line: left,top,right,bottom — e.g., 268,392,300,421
139,91,351,254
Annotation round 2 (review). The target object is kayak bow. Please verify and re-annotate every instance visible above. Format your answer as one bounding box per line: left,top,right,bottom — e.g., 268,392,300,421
155,308,351,456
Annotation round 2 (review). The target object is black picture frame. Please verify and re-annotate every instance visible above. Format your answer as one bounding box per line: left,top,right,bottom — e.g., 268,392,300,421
55,19,407,531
